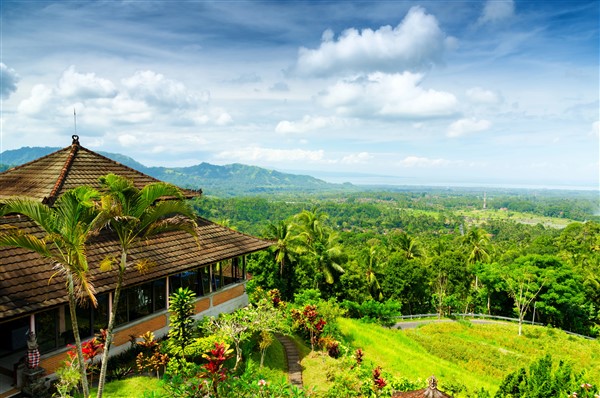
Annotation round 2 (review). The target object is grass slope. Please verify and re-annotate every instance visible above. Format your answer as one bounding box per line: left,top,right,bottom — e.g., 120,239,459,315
332,318,599,395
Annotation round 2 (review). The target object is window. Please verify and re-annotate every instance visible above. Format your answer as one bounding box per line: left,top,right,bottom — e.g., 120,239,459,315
116,279,167,326
170,267,209,296
36,308,59,353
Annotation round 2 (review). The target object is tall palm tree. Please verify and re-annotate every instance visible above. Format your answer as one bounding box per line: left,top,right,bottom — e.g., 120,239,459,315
295,208,327,246
396,232,424,260
94,174,198,398
264,220,301,277
294,208,345,286
364,240,383,301
0,187,102,398
463,227,492,290
464,227,492,265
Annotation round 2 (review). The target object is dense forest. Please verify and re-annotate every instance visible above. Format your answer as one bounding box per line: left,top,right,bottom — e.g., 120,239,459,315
193,189,600,337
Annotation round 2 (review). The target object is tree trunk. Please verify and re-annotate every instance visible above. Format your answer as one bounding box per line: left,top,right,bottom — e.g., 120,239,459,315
67,273,90,398
96,251,126,398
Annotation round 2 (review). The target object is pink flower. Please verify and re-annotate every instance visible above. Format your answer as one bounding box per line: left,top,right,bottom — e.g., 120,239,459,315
258,379,267,387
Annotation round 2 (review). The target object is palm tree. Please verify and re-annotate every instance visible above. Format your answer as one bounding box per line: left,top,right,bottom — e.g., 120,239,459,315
464,227,492,265
463,227,492,290
295,208,327,246
0,187,102,398
294,208,345,286
396,232,424,260
94,174,198,398
264,220,301,277
364,240,383,301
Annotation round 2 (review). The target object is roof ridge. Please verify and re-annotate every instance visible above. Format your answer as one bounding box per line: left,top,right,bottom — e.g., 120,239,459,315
43,135,80,205
76,146,202,198
0,146,68,175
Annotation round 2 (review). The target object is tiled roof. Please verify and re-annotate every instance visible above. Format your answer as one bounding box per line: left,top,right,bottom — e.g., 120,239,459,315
0,135,201,203
0,136,273,321
0,215,272,320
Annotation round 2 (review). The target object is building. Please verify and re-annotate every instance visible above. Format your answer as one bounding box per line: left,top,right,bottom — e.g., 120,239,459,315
392,376,452,398
0,136,272,396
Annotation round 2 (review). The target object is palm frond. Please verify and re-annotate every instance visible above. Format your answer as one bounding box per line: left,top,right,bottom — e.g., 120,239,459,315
0,231,52,258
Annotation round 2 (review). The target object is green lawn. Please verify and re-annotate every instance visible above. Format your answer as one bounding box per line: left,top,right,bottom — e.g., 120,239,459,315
314,318,600,395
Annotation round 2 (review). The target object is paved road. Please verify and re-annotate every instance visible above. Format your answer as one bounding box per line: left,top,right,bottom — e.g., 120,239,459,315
393,318,506,330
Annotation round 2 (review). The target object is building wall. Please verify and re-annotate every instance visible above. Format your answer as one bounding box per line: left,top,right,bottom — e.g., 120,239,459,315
39,283,248,374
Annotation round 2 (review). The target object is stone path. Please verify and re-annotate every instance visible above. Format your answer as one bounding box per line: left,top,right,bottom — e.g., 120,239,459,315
275,335,303,388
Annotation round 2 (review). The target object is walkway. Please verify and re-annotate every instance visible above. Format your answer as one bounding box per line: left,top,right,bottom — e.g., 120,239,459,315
275,335,303,388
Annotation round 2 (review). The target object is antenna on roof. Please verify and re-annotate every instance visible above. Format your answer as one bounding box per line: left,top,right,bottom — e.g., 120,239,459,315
73,108,77,135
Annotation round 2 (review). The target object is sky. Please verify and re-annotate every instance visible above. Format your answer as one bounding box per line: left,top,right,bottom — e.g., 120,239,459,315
1,0,598,190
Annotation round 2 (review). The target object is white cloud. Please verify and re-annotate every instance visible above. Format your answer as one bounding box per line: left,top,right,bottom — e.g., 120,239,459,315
18,84,54,116
466,87,501,104
121,70,198,108
0,63,19,99
58,66,117,99
215,147,326,163
275,115,345,134
118,133,138,147
341,152,372,164
319,72,457,118
447,117,492,138
400,156,451,168
295,6,454,77
478,0,515,25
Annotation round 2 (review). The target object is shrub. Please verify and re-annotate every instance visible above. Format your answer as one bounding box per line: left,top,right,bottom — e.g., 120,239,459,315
341,299,402,327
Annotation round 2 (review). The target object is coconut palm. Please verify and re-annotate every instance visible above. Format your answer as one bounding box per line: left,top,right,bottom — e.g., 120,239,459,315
295,208,327,245
294,208,345,286
94,174,198,398
364,240,383,301
0,187,102,398
264,220,302,277
396,232,424,260
463,227,492,290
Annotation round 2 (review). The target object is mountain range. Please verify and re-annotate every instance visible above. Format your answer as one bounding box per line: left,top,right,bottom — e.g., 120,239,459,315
0,146,353,196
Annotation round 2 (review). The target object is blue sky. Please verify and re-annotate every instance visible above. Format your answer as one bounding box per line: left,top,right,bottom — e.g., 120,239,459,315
1,0,598,189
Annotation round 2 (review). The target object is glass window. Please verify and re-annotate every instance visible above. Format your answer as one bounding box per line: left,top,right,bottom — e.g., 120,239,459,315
0,317,29,352
93,294,109,333
36,309,59,353
153,279,167,311
128,284,152,322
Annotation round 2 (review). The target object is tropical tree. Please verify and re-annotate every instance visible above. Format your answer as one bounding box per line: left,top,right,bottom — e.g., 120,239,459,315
394,232,424,260
0,187,102,398
264,220,302,277
494,255,552,336
94,174,198,398
463,227,492,289
363,239,383,301
294,208,346,288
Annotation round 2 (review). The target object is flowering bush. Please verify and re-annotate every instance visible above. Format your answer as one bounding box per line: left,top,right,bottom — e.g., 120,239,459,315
291,304,326,350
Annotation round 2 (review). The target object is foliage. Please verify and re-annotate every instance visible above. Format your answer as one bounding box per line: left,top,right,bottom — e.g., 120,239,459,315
0,187,103,398
167,287,197,357
494,354,599,398
341,299,402,327
53,360,81,398
291,304,327,351
94,173,198,398
135,332,169,379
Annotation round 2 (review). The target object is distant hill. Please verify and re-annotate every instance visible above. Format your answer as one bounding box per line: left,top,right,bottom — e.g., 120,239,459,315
0,146,351,196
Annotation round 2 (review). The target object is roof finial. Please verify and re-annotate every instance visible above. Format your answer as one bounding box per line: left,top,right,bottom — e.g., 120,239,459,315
427,375,438,389
72,135,79,145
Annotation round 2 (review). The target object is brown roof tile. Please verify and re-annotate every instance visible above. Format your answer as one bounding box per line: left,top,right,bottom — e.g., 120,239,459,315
0,136,272,321
0,136,201,203
0,215,272,320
